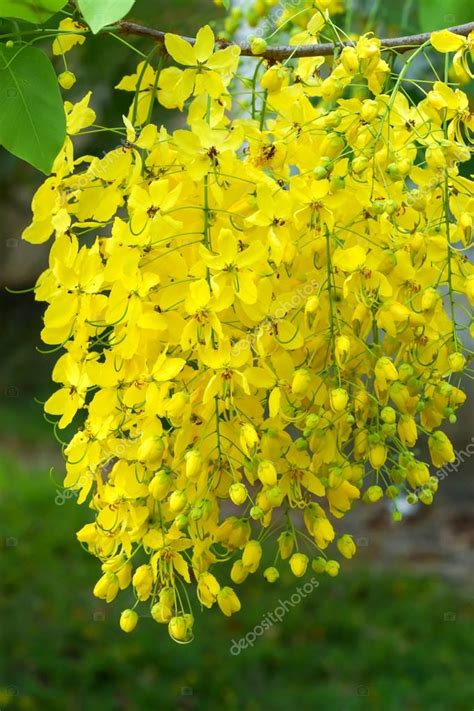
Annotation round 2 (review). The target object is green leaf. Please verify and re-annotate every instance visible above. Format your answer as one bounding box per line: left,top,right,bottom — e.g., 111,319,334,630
222,0,230,9
0,0,67,23
418,0,473,32
77,0,136,34
0,44,66,173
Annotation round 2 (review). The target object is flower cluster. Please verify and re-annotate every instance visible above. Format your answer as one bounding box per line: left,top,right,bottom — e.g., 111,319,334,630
24,18,473,641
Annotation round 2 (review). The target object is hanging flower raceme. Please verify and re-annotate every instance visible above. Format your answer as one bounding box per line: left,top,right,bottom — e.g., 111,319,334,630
23,16,473,642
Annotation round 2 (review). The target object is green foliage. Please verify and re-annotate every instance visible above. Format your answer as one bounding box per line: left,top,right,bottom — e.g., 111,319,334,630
0,44,65,173
77,0,137,34
418,0,473,32
0,0,66,23
1,449,474,710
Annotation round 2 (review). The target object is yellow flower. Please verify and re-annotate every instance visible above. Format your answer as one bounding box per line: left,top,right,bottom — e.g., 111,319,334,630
53,18,86,55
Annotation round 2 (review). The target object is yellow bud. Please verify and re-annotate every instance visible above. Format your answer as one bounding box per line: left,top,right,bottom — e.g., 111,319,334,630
257,460,277,487
397,415,418,447
231,559,250,584
337,535,356,559
428,431,455,468
120,609,138,633
335,335,351,367
365,485,383,503
305,295,320,314
58,70,76,90
249,36,268,55
132,565,154,601
448,352,466,372
151,601,173,624
352,155,369,174
93,572,119,602
330,388,349,413
312,557,327,573
240,423,259,454
217,586,241,616
340,46,359,75
168,615,192,642
325,560,340,577
149,470,172,500
369,443,387,469
263,566,279,583
278,530,295,559
289,552,308,577
421,287,440,312
261,65,286,92
361,99,379,122
197,572,220,607
406,461,430,488
229,482,247,505
419,488,433,505
185,449,202,479
169,489,187,513
375,357,399,382
380,406,396,424
242,540,262,573
291,369,312,396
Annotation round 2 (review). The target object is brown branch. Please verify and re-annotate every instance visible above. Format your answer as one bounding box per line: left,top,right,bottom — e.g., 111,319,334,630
117,20,474,60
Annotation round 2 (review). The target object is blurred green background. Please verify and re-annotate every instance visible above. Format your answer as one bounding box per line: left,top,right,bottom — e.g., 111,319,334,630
1,1,474,709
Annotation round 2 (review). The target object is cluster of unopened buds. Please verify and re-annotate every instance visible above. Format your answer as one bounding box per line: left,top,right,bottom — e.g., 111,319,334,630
23,12,473,641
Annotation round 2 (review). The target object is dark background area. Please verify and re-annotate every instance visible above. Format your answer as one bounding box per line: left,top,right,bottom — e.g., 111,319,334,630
0,1,473,709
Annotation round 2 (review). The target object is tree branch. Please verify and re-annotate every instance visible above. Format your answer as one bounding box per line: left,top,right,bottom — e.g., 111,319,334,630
117,20,474,61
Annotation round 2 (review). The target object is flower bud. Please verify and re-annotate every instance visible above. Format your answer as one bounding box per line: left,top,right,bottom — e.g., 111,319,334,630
249,36,268,55
305,295,320,314
229,482,247,506
132,565,153,601
361,99,379,122
58,71,76,90
149,470,172,500
330,388,349,413
291,369,312,396
168,615,192,642
197,572,220,607
337,534,356,559
311,557,327,573
335,335,351,366
257,460,277,487
217,587,241,616
231,559,249,584
185,449,202,480
242,540,262,573
325,560,340,577
169,490,187,513
375,357,399,382
380,406,396,424
93,572,119,602
364,485,383,503
289,552,308,577
341,46,359,75
120,609,138,633
277,531,295,559
448,352,466,372
263,566,280,583
151,601,172,624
